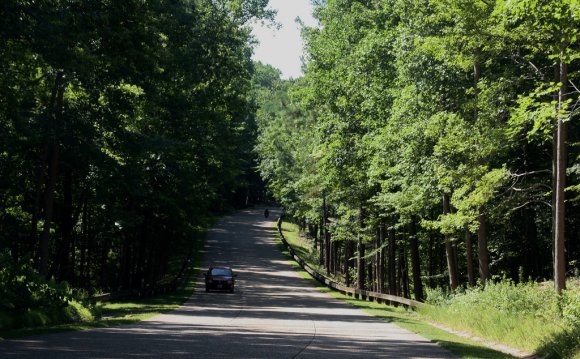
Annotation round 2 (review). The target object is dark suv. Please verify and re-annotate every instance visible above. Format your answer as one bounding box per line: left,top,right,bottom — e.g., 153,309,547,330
204,266,236,292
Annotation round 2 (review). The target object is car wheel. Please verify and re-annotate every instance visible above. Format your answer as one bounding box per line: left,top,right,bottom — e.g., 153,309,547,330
205,287,209,292
229,287,234,293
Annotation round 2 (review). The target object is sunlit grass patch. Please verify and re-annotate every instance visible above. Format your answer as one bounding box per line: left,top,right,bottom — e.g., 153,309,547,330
419,283,580,358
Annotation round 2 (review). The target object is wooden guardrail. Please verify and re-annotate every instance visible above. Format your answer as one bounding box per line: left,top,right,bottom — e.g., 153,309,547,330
277,219,423,309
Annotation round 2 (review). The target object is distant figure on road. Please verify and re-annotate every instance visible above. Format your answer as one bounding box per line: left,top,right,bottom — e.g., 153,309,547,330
264,209,269,218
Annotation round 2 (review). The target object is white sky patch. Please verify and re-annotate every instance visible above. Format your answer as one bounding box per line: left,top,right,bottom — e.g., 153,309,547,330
251,0,318,79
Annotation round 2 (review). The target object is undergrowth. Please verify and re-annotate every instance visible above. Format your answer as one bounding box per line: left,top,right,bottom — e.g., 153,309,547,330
0,226,206,339
0,252,95,331
421,281,580,358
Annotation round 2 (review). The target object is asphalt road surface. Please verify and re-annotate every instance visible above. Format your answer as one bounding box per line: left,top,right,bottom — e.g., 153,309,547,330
0,208,456,358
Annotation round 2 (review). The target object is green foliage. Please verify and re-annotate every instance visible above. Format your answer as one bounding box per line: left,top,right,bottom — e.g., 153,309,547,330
255,0,580,294
0,252,94,330
561,287,580,328
0,0,269,305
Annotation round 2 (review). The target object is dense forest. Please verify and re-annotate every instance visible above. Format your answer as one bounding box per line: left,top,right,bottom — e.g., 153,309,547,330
255,0,580,298
0,0,270,303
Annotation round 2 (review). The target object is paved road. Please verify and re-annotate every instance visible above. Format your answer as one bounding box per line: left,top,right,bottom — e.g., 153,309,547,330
0,209,456,358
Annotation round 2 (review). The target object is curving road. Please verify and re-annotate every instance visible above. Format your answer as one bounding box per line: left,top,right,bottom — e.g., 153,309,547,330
0,209,456,358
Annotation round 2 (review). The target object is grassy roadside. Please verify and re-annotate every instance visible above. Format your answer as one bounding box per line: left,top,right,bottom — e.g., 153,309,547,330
274,221,517,359
0,232,205,341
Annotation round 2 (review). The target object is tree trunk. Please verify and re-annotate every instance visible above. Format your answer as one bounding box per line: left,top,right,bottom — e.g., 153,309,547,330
357,207,365,290
329,238,334,274
30,145,48,258
325,231,331,276
551,64,559,289
398,244,409,298
522,207,539,280
473,49,490,286
465,228,475,286
388,228,397,295
409,219,423,301
323,196,330,274
357,238,365,290
478,211,490,283
443,193,459,290
120,233,133,290
554,55,568,293
135,214,149,288
54,168,73,281
39,147,60,278
428,235,435,288
319,217,324,266
39,72,64,277
332,240,338,276
377,222,385,293
344,240,354,287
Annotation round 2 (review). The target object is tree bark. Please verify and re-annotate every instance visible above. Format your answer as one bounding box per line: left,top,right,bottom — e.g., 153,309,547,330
325,231,331,276
377,222,385,293
30,145,49,258
465,228,475,286
388,228,397,295
54,167,73,281
39,71,64,277
554,55,568,293
319,217,324,266
409,219,423,301
428,235,435,288
40,158,59,271
357,207,366,290
399,244,409,298
39,72,64,277
344,240,354,287
443,193,459,290
477,211,490,283
332,240,338,276
357,238,365,290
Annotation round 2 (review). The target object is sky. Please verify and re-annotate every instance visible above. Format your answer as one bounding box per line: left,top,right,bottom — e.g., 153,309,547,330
250,0,318,79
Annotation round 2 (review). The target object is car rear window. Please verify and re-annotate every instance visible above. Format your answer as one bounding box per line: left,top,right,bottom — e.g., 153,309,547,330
210,268,232,276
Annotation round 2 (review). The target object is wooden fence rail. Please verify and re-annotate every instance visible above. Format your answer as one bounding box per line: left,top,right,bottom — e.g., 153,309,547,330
277,219,423,309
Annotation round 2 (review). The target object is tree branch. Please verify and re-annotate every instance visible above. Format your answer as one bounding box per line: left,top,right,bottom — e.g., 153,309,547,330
510,169,551,178
510,200,551,212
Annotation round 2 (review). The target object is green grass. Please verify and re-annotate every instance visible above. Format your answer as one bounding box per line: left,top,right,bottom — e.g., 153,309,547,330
418,283,580,359
279,221,342,281
275,221,516,359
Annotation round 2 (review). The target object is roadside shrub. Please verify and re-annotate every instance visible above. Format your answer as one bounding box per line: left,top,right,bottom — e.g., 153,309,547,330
59,300,94,323
421,278,580,357
561,287,580,328
21,310,50,328
0,251,95,331
0,310,14,329
424,286,452,306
